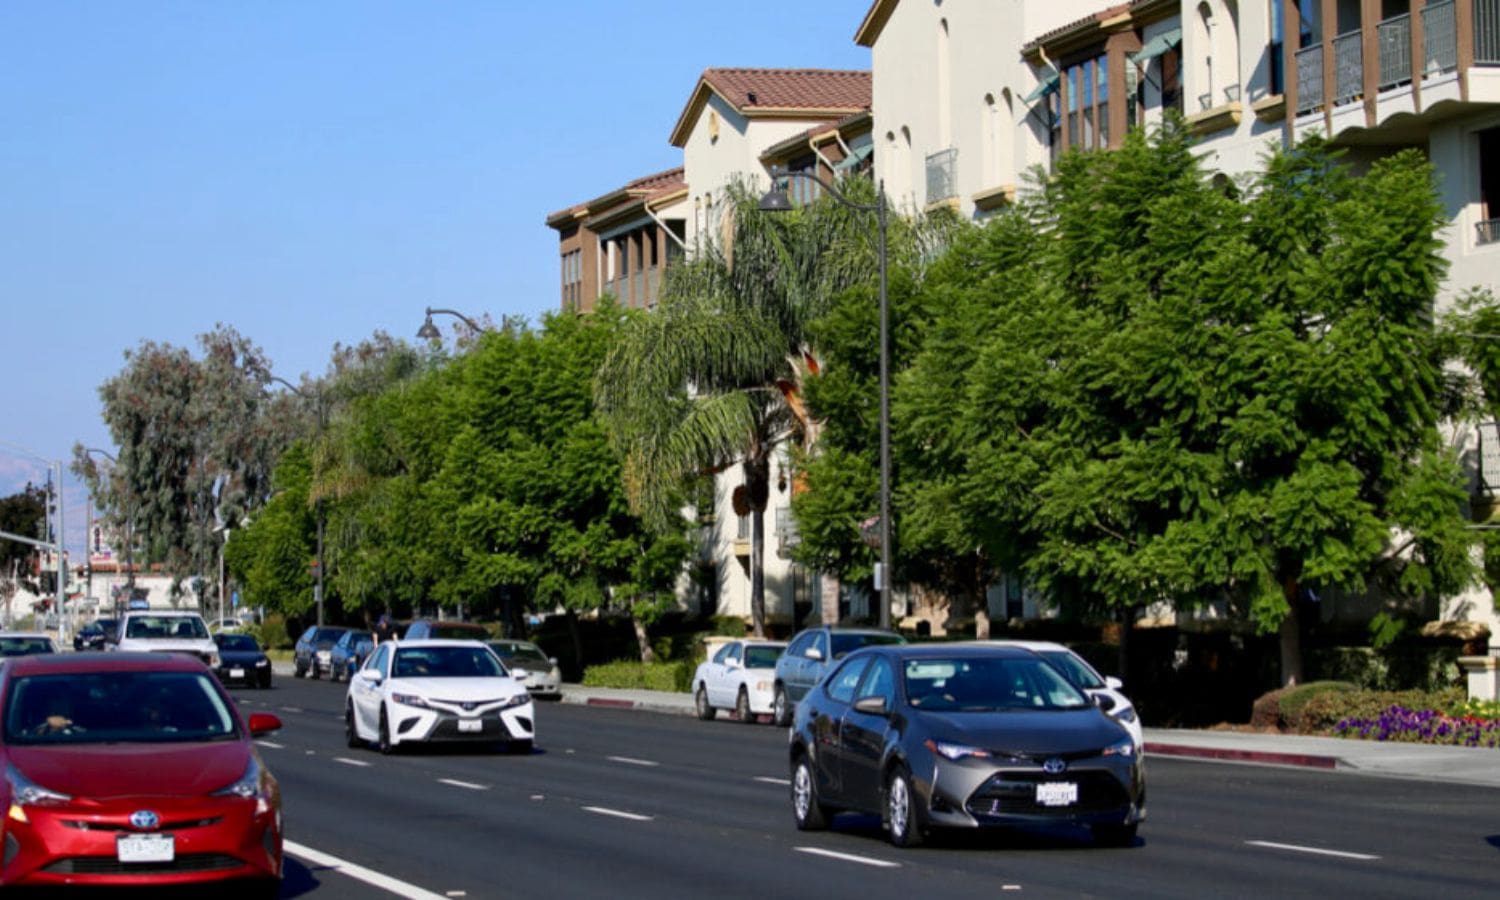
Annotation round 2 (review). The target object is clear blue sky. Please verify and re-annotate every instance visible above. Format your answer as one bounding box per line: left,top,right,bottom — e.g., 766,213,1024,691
0,0,871,551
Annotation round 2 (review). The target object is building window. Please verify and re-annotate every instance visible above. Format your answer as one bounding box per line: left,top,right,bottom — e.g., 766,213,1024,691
787,152,819,205
1478,126,1500,245
560,249,582,310
1055,51,1110,156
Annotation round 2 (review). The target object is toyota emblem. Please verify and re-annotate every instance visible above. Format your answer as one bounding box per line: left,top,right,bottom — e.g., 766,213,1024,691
129,809,161,831
1042,757,1067,775
463,702,476,711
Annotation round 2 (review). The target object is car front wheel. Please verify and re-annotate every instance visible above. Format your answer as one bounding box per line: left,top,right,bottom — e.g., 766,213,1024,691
377,707,394,755
792,756,829,830
736,688,754,724
695,685,716,721
772,685,791,727
885,765,924,847
345,703,361,749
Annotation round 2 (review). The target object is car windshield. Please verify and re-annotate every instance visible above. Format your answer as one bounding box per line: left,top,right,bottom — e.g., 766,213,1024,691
830,632,905,658
393,646,507,678
904,656,1091,711
0,638,54,657
744,646,783,668
431,623,487,639
490,642,549,665
3,671,238,745
126,616,208,640
312,628,346,643
216,634,260,652
1039,650,1105,690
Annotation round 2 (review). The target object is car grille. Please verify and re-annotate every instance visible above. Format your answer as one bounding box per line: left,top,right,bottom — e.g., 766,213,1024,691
41,853,244,875
965,771,1130,818
429,715,514,741
62,817,222,832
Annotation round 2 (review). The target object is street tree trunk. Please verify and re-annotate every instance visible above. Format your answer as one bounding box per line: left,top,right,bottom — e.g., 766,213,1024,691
820,572,840,625
1279,577,1304,687
972,553,990,639
744,457,770,638
632,609,655,663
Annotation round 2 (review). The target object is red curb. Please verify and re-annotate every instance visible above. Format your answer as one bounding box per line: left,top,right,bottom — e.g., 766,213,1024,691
585,698,637,709
1147,742,1339,769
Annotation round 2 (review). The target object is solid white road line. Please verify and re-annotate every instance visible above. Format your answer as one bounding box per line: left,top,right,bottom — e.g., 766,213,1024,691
1246,840,1380,861
437,778,487,791
754,776,791,786
332,757,372,768
794,847,900,868
285,839,450,900
607,755,659,767
255,740,284,749
582,806,653,822
278,706,304,713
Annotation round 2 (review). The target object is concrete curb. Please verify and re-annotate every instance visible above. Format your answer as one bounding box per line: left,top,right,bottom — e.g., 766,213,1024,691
1145,742,1340,770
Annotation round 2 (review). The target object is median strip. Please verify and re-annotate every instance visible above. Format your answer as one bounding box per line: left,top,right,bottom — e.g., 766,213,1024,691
794,847,899,868
1246,840,1379,861
582,806,653,822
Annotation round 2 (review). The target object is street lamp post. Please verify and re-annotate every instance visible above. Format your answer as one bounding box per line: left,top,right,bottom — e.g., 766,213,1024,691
269,376,326,626
759,171,893,630
83,447,132,619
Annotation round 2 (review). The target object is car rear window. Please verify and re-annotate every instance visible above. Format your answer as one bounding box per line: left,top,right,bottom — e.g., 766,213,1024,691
216,634,260,652
126,615,209,640
0,638,54,656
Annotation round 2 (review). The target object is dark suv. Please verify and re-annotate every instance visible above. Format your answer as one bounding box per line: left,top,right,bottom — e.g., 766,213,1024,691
772,626,905,726
293,625,350,679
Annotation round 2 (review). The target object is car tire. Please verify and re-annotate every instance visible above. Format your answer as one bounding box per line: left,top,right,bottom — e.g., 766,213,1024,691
885,764,924,848
772,684,791,727
736,688,754,724
345,703,361,749
377,707,394,755
232,876,281,900
260,673,272,689
310,661,321,680
293,661,305,679
694,685,716,721
1092,822,1138,847
791,755,829,831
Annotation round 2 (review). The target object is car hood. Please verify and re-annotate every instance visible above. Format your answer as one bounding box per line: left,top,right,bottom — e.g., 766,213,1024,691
218,650,265,665
920,708,1128,756
387,676,526,700
10,741,250,799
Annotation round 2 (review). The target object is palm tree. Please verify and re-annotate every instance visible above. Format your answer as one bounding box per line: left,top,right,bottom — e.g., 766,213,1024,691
595,177,946,636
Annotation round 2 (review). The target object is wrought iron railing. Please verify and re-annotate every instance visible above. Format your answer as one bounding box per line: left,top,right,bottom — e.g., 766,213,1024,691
1426,0,1458,74
925,147,957,204
1378,14,1412,88
1334,30,1364,103
1477,218,1500,245
1296,44,1324,112
1477,0,1500,63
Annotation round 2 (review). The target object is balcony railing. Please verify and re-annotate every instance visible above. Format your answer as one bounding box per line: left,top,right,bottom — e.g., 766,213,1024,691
1334,30,1364,103
1378,14,1412,88
925,147,957,204
1296,44,1324,113
1479,0,1500,62
1478,218,1500,245
1426,0,1458,74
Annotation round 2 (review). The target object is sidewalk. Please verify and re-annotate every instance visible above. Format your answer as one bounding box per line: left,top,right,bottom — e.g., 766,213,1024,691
557,684,1500,789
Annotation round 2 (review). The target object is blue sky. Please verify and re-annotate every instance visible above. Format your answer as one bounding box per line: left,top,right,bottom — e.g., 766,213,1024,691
0,0,872,551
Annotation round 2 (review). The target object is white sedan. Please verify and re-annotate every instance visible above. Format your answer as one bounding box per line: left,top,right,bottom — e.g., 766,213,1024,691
693,639,786,723
345,639,535,754
978,639,1144,750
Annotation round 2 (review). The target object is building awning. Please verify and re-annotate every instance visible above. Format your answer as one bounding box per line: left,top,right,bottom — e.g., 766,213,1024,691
1022,69,1060,104
834,142,874,171
1130,27,1183,65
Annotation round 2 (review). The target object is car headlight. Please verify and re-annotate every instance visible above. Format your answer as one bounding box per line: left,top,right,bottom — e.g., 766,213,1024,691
1101,738,1136,758
212,756,272,814
7,763,72,820
391,692,431,709
1112,706,1138,724
209,652,221,668
500,693,531,710
924,739,991,761
256,658,270,667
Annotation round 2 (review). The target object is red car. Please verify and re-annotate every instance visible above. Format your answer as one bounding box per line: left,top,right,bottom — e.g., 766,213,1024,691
0,652,284,894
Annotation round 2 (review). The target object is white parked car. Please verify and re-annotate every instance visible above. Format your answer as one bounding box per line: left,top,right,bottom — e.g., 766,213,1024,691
977,640,1144,749
693,639,787,723
345,639,535,754
112,610,220,670
487,639,562,698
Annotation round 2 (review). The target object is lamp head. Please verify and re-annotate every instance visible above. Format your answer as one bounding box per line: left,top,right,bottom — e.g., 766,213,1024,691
416,310,441,340
758,183,793,213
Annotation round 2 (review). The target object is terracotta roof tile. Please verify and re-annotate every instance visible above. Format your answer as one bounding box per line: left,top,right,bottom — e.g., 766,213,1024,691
546,167,685,227
701,68,871,112
1023,3,1132,53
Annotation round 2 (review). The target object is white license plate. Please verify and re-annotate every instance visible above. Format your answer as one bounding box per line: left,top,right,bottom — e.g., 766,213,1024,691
457,719,483,733
117,833,175,863
229,668,245,679
1035,782,1078,807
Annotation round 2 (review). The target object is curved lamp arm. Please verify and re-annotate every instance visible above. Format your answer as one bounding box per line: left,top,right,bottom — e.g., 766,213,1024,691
759,169,879,214
418,306,485,339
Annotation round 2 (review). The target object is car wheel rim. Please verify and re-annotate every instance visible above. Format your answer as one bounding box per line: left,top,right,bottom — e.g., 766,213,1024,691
794,764,812,820
889,776,909,838
774,691,785,721
696,689,707,715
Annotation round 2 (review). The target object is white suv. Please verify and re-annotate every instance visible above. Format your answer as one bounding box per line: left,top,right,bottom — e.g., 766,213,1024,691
113,610,220,670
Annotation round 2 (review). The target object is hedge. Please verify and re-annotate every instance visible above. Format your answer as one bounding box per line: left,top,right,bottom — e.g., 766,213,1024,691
581,660,694,693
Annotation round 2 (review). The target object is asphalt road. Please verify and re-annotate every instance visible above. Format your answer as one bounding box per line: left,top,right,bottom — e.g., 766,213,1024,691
228,675,1500,900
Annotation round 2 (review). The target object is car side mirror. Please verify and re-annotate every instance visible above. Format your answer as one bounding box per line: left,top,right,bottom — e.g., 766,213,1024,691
1094,692,1118,713
247,713,283,736
1105,676,1124,691
727,658,742,669
362,668,384,684
549,657,559,666
805,647,824,661
853,696,889,716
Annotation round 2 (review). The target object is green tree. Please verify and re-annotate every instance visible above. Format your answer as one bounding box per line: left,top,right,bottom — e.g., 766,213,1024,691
0,485,47,594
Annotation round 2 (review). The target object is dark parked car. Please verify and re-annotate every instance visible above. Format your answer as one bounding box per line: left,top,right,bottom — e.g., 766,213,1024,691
330,629,373,681
72,618,117,651
772,626,905,726
788,644,1143,848
293,626,350,679
403,620,489,641
213,632,273,688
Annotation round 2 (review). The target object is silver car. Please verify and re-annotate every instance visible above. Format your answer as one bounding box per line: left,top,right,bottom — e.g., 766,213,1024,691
772,626,906,726
487,639,562,698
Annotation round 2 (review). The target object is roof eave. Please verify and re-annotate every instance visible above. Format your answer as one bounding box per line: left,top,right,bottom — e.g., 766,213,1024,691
854,0,898,48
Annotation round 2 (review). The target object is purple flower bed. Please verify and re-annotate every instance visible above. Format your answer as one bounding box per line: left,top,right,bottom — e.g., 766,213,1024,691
1334,706,1500,749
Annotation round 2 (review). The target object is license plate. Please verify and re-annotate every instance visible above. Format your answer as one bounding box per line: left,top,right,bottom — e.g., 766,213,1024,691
457,719,483,733
229,668,245,679
117,833,175,863
1035,782,1078,807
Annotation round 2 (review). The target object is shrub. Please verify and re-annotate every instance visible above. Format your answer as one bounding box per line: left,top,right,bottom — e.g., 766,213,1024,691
1445,697,1500,721
1334,706,1500,748
1249,689,1289,730
1279,681,1357,733
251,615,291,651
582,660,693,693
1298,687,1465,734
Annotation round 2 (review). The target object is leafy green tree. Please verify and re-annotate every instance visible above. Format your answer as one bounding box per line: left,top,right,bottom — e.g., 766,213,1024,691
0,485,47,595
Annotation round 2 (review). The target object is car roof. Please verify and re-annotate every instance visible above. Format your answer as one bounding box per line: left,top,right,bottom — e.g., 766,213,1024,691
392,638,489,648
2,651,206,676
124,610,202,617
851,643,1040,661
973,639,1067,652
739,640,787,648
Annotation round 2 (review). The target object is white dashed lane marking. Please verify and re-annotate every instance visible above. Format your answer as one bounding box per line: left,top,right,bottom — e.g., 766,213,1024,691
582,806,653,822
794,847,900,868
285,840,448,899
438,778,487,791
1246,840,1380,861
332,757,372,768
254,740,284,749
754,776,791,786
607,755,659,767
